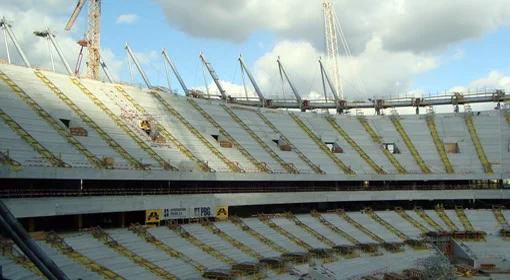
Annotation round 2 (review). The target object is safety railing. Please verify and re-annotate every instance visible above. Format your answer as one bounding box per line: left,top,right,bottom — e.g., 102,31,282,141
128,224,206,273
258,214,312,251
229,216,288,254
70,77,176,170
44,231,125,280
426,115,454,174
364,208,408,241
454,206,475,232
284,212,335,247
464,113,493,174
113,86,212,172
435,206,458,231
289,112,354,175
390,116,431,174
336,210,385,243
415,207,444,232
0,108,69,168
310,211,359,246
326,116,386,174
150,91,242,173
202,221,263,260
222,105,298,174
188,99,271,173
394,207,429,234
255,111,324,174
90,227,177,280
169,224,235,265
33,70,143,169
358,116,407,174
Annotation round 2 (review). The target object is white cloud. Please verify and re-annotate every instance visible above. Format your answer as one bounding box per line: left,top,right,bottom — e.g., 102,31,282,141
450,71,510,93
116,14,138,25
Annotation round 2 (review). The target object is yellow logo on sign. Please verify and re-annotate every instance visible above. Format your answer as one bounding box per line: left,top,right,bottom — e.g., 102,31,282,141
145,209,161,224
215,206,228,220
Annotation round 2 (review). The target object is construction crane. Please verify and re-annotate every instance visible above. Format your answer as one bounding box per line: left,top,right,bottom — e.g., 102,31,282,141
322,0,343,100
65,0,101,80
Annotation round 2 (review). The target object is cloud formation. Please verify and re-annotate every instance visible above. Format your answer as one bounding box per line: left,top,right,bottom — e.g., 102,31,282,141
116,14,138,25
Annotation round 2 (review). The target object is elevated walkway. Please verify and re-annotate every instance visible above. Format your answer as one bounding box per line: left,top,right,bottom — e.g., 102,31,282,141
464,112,493,174
390,116,431,174
70,77,176,170
150,91,242,173
426,114,454,174
33,70,143,170
289,112,354,175
326,116,386,174
358,116,407,174
188,99,270,173
222,105,298,174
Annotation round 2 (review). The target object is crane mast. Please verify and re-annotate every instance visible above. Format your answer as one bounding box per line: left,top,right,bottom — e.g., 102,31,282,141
322,0,343,100
65,0,101,80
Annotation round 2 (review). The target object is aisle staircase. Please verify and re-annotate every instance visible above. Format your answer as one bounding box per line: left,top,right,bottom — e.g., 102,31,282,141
454,206,475,232
289,113,354,175
390,116,431,174
255,111,324,174
202,221,263,260
0,108,69,168
44,232,124,280
169,224,235,265
415,207,444,232
150,91,242,173
364,208,408,241
188,99,271,173
33,70,144,170
310,211,359,246
426,115,454,174
222,105,298,174
394,207,429,234
229,217,288,255
464,113,493,174
0,239,44,278
336,210,385,244
0,150,22,171
1,70,98,168
90,227,177,280
492,205,509,227
70,77,176,170
258,215,312,251
128,224,206,273
326,116,386,174
358,116,407,174
435,206,458,231
114,86,212,172
285,213,336,248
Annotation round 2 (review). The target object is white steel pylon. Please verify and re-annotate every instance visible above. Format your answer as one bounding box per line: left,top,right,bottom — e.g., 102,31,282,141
322,0,343,100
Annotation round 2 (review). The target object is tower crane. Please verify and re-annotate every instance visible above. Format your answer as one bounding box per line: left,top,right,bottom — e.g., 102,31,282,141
65,0,101,80
322,0,343,100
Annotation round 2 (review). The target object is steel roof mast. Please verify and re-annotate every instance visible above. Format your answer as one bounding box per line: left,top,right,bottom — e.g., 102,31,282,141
199,53,228,100
238,55,266,106
0,17,31,67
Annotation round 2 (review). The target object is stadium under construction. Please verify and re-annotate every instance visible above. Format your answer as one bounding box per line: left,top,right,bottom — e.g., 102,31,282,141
1,1,510,280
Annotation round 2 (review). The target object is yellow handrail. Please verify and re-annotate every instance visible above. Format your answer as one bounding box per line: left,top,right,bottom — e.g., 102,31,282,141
390,116,431,174
289,113,354,175
326,116,386,174
465,113,493,174
426,115,454,174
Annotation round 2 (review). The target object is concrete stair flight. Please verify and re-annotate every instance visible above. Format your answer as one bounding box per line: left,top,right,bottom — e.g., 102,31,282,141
426,114,454,174
390,116,431,174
